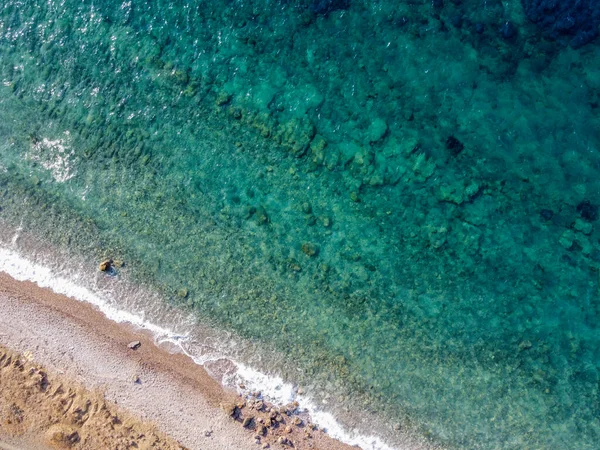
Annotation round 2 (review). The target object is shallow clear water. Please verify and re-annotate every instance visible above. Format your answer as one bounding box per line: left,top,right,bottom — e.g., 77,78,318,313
1,1,600,448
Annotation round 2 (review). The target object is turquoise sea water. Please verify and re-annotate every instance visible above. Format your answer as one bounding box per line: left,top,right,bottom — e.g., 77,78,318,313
1,1,600,448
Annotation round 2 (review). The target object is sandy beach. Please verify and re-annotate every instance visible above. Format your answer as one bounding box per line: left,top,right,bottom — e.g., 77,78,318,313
0,271,356,450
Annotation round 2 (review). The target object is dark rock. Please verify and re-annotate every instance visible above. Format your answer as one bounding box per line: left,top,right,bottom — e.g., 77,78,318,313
128,341,141,350
66,431,80,445
540,209,554,220
244,206,257,220
576,200,598,222
445,135,464,156
569,239,583,252
394,16,410,28
521,0,600,47
255,206,269,225
451,14,464,28
499,21,517,39
310,0,350,15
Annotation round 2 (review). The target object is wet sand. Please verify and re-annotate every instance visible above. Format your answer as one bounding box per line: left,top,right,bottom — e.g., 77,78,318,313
0,271,356,450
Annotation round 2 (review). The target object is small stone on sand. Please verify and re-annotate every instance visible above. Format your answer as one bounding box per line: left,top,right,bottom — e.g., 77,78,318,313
127,341,141,350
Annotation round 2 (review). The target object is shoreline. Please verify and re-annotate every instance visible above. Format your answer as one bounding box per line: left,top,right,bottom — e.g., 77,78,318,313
0,227,428,450
0,270,361,450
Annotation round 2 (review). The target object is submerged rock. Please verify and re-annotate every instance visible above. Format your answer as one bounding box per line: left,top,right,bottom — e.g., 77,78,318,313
574,218,593,235
367,118,388,143
302,242,319,257
255,206,270,225
98,259,112,272
215,91,232,106
540,209,554,221
310,0,350,16
288,260,302,272
576,200,598,222
522,0,600,47
499,21,518,40
320,216,332,228
445,135,464,156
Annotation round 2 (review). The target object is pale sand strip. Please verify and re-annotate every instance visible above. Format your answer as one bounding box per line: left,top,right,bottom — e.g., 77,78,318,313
0,343,186,449
0,272,355,450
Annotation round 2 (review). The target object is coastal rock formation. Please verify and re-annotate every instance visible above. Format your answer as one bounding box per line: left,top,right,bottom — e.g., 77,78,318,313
225,391,335,450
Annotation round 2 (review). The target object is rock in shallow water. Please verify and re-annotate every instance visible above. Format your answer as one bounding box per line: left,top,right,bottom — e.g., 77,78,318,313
521,0,600,47
576,200,598,222
540,208,554,221
301,242,319,257
310,0,350,15
98,259,112,272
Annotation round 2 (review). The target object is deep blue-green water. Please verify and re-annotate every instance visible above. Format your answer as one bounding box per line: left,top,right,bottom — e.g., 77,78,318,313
1,1,600,448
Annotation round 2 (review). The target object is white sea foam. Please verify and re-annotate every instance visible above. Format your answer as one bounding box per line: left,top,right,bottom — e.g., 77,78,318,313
231,363,400,450
25,132,75,182
0,239,400,450
0,246,173,337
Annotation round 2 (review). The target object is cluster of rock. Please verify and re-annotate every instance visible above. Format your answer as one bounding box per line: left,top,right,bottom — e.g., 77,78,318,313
221,390,321,449
522,0,600,47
